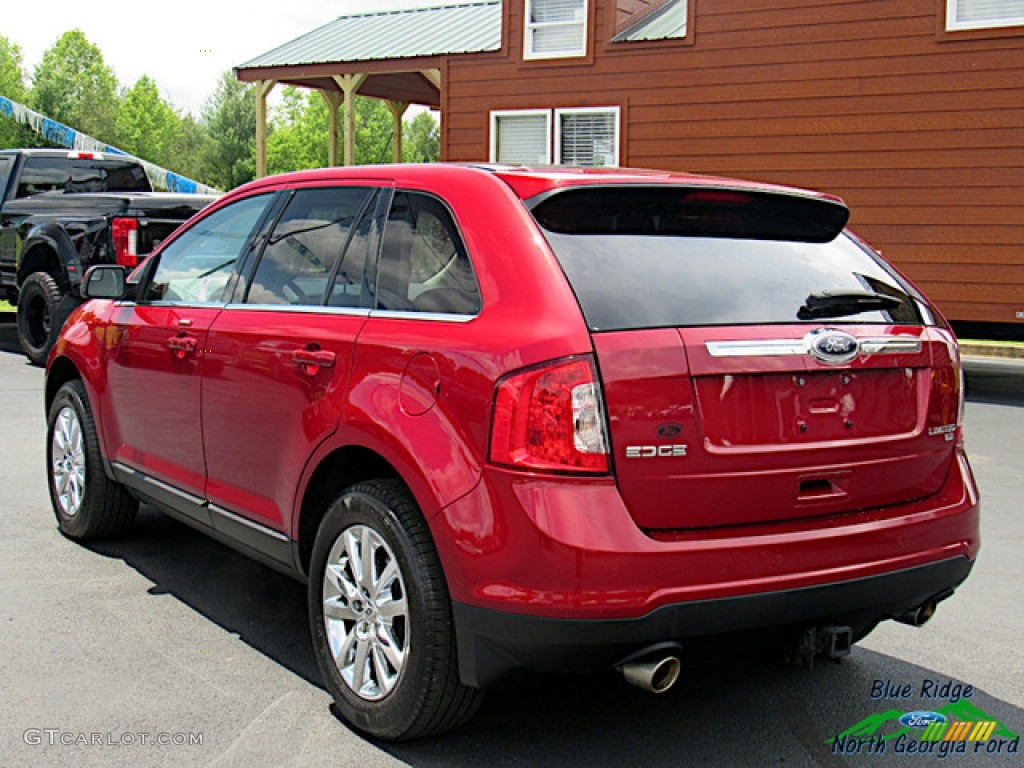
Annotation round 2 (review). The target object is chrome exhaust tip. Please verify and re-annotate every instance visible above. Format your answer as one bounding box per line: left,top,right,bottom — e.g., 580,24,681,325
619,655,682,694
896,601,937,627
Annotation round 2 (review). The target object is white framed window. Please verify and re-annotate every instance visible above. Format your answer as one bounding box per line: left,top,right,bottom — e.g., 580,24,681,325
490,107,620,167
490,110,553,164
946,0,1024,30
525,0,588,59
555,107,620,167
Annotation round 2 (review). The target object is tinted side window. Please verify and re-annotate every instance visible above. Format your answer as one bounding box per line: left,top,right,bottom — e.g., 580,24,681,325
144,194,272,304
0,156,13,198
247,186,373,307
377,191,481,315
328,189,381,309
17,157,151,197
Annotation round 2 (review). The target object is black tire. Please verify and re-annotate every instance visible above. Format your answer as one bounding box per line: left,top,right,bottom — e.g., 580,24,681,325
46,380,138,540
308,479,484,740
17,271,64,366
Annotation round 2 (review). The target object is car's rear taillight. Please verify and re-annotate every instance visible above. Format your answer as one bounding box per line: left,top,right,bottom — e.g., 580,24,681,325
931,328,966,448
490,357,609,474
111,217,139,267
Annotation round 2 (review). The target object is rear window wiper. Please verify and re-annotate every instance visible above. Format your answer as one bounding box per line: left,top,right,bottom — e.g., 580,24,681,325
797,289,904,320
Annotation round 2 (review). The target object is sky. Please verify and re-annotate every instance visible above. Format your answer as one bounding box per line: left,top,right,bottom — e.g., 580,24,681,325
10,0,452,116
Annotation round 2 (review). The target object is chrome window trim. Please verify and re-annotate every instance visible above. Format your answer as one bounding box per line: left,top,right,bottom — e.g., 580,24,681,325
369,309,478,324
223,302,372,318
117,300,225,310
120,302,478,323
706,336,922,358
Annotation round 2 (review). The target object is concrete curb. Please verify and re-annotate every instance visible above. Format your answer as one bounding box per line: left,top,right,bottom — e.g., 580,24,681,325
959,342,1024,360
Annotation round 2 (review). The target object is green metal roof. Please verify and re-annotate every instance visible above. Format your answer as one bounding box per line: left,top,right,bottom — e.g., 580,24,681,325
238,1,501,69
612,0,687,43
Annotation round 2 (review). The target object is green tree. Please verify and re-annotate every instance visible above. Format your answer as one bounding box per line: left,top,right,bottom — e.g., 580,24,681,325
167,114,214,185
267,87,329,174
267,90,400,172
355,97,393,165
0,35,31,148
402,111,440,163
116,75,181,168
201,71,256,189
31,30,120,144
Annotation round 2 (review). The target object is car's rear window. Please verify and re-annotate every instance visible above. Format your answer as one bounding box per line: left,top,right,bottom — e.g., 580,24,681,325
531,187,927,331
17,156,152,196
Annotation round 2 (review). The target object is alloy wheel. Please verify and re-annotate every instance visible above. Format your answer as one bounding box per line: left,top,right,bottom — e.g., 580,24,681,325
51,405,86,517
322,522,409,701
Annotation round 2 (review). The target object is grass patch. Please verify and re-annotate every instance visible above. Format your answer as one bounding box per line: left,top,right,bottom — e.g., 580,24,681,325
961,338,1024,348
0,300,13,312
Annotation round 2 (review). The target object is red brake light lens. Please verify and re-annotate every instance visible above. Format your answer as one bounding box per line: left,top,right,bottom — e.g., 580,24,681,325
112,217,139,267
489,357,609,474
934,328,966,447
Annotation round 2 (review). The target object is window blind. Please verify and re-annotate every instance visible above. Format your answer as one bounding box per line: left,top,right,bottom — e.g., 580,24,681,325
558,110,618,166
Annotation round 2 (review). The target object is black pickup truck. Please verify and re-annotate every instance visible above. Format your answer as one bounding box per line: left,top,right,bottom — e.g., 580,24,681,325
0,149,216,364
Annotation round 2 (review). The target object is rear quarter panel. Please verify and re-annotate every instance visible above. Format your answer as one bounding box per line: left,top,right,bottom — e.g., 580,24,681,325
293,167,595,529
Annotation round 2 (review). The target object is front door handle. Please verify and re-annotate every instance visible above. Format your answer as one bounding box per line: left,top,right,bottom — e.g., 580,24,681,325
168,335,198,359
293,347,336,376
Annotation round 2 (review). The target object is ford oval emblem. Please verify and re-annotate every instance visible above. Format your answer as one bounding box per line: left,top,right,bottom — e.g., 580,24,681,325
898,711,948,729
806,329,860,365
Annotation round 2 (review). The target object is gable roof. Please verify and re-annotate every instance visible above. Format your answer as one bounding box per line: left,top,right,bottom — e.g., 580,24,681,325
237,1,502,70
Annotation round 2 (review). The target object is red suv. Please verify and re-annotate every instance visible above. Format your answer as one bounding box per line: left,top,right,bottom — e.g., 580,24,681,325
45,164,978,740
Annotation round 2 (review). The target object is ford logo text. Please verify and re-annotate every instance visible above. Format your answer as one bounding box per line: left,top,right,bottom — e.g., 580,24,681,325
898,711,948,729
806,328,860,365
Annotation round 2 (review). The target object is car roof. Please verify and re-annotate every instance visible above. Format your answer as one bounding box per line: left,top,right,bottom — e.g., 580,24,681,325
224,163,845,208
484,164,845,206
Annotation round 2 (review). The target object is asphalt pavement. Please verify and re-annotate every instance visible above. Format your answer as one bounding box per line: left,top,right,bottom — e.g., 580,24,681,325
0,321,1021,768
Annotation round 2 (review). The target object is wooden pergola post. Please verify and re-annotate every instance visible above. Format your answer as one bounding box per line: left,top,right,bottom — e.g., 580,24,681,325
321,90,344,167
255,79,277,178
333,74,368,165
387,101,409,163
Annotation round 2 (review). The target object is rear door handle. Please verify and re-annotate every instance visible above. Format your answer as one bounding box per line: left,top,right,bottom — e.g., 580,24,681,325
293,347,336,375
168,335,198,359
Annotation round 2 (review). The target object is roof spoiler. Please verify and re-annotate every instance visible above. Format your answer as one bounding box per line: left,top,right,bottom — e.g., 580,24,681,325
529,185,850,243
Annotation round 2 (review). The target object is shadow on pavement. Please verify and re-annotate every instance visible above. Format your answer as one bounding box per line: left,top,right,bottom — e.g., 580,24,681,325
85,506,1022,767
86,507,319,687
964,360,1024,407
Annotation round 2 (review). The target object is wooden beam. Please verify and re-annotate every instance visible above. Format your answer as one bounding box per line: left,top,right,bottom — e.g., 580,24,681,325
421,69,442,90
236,56,444,82
320,90,343,167
387,101,409,163
254,79,276,178
333,74,368,166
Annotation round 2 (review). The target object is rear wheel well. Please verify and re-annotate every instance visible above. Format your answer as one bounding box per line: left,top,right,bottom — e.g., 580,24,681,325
297,447,399,576
18,245,65,289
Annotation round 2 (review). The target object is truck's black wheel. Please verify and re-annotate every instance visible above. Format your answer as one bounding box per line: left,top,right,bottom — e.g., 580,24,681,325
17,272,64,366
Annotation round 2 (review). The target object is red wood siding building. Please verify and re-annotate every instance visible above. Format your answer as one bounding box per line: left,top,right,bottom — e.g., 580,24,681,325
439,0,1024,328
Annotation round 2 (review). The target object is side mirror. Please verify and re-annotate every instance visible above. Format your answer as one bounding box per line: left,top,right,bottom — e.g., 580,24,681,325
81,265,127,300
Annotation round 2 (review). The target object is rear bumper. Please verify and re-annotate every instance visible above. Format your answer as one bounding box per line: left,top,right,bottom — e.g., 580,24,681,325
431,450,979,687
452,556,974,688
